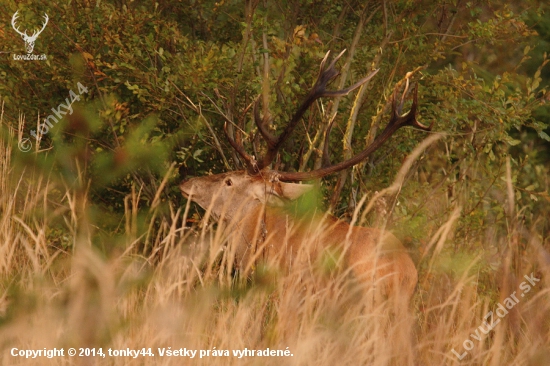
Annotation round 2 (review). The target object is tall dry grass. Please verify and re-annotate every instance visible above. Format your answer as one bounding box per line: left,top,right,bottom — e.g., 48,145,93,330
0,114,549,365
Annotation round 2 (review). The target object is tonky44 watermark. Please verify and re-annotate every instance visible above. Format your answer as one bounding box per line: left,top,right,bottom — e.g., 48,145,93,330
18,82,88,152
451,272,540,360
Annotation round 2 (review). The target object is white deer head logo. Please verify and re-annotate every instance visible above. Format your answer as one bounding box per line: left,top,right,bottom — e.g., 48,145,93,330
11,11,49,54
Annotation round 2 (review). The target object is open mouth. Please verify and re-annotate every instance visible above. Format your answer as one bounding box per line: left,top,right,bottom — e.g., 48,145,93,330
179,181,191,198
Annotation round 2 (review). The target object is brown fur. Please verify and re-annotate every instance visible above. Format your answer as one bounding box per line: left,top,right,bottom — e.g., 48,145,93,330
180,170,417,300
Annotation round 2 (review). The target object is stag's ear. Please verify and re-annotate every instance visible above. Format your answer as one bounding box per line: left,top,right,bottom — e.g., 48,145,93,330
253,181,314,206
277,182,314,200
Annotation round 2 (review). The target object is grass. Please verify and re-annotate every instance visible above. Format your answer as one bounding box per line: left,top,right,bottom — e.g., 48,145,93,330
0,114,549,366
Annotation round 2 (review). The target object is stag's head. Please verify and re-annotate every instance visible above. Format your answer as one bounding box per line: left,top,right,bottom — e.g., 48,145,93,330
11,11,49,53
180,171,313,220
180,50,432,217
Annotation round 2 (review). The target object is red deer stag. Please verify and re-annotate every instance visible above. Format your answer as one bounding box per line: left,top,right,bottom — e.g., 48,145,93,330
180,51,432,300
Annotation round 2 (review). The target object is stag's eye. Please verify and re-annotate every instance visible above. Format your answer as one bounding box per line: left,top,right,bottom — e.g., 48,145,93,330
225,179,233,186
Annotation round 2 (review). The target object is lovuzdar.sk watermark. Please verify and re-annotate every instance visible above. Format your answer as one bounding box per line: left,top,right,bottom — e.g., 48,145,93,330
451,272,541,360
10,10,48,61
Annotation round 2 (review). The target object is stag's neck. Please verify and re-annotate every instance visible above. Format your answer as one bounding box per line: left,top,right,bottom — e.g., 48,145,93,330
236,203,342,247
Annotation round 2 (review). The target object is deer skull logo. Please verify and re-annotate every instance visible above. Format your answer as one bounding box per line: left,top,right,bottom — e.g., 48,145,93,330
11,11,49,54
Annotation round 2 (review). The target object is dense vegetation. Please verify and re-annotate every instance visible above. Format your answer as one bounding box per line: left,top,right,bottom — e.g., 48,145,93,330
0,1,548,365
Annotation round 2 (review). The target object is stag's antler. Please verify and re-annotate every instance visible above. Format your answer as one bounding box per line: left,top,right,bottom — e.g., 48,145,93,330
276,83,432,181
254,50,379,170
224,50,433,181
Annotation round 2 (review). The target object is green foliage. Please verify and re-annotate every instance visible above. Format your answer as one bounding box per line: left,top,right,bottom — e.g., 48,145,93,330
0,0,548,256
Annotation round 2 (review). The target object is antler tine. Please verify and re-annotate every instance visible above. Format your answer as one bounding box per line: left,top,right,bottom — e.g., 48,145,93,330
257,50,379,170
328,49,347,69
316,49,345,83
323,68,379,98
223,122,259,174
317,50,331,77
392,83,432,131
276,82,433,182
